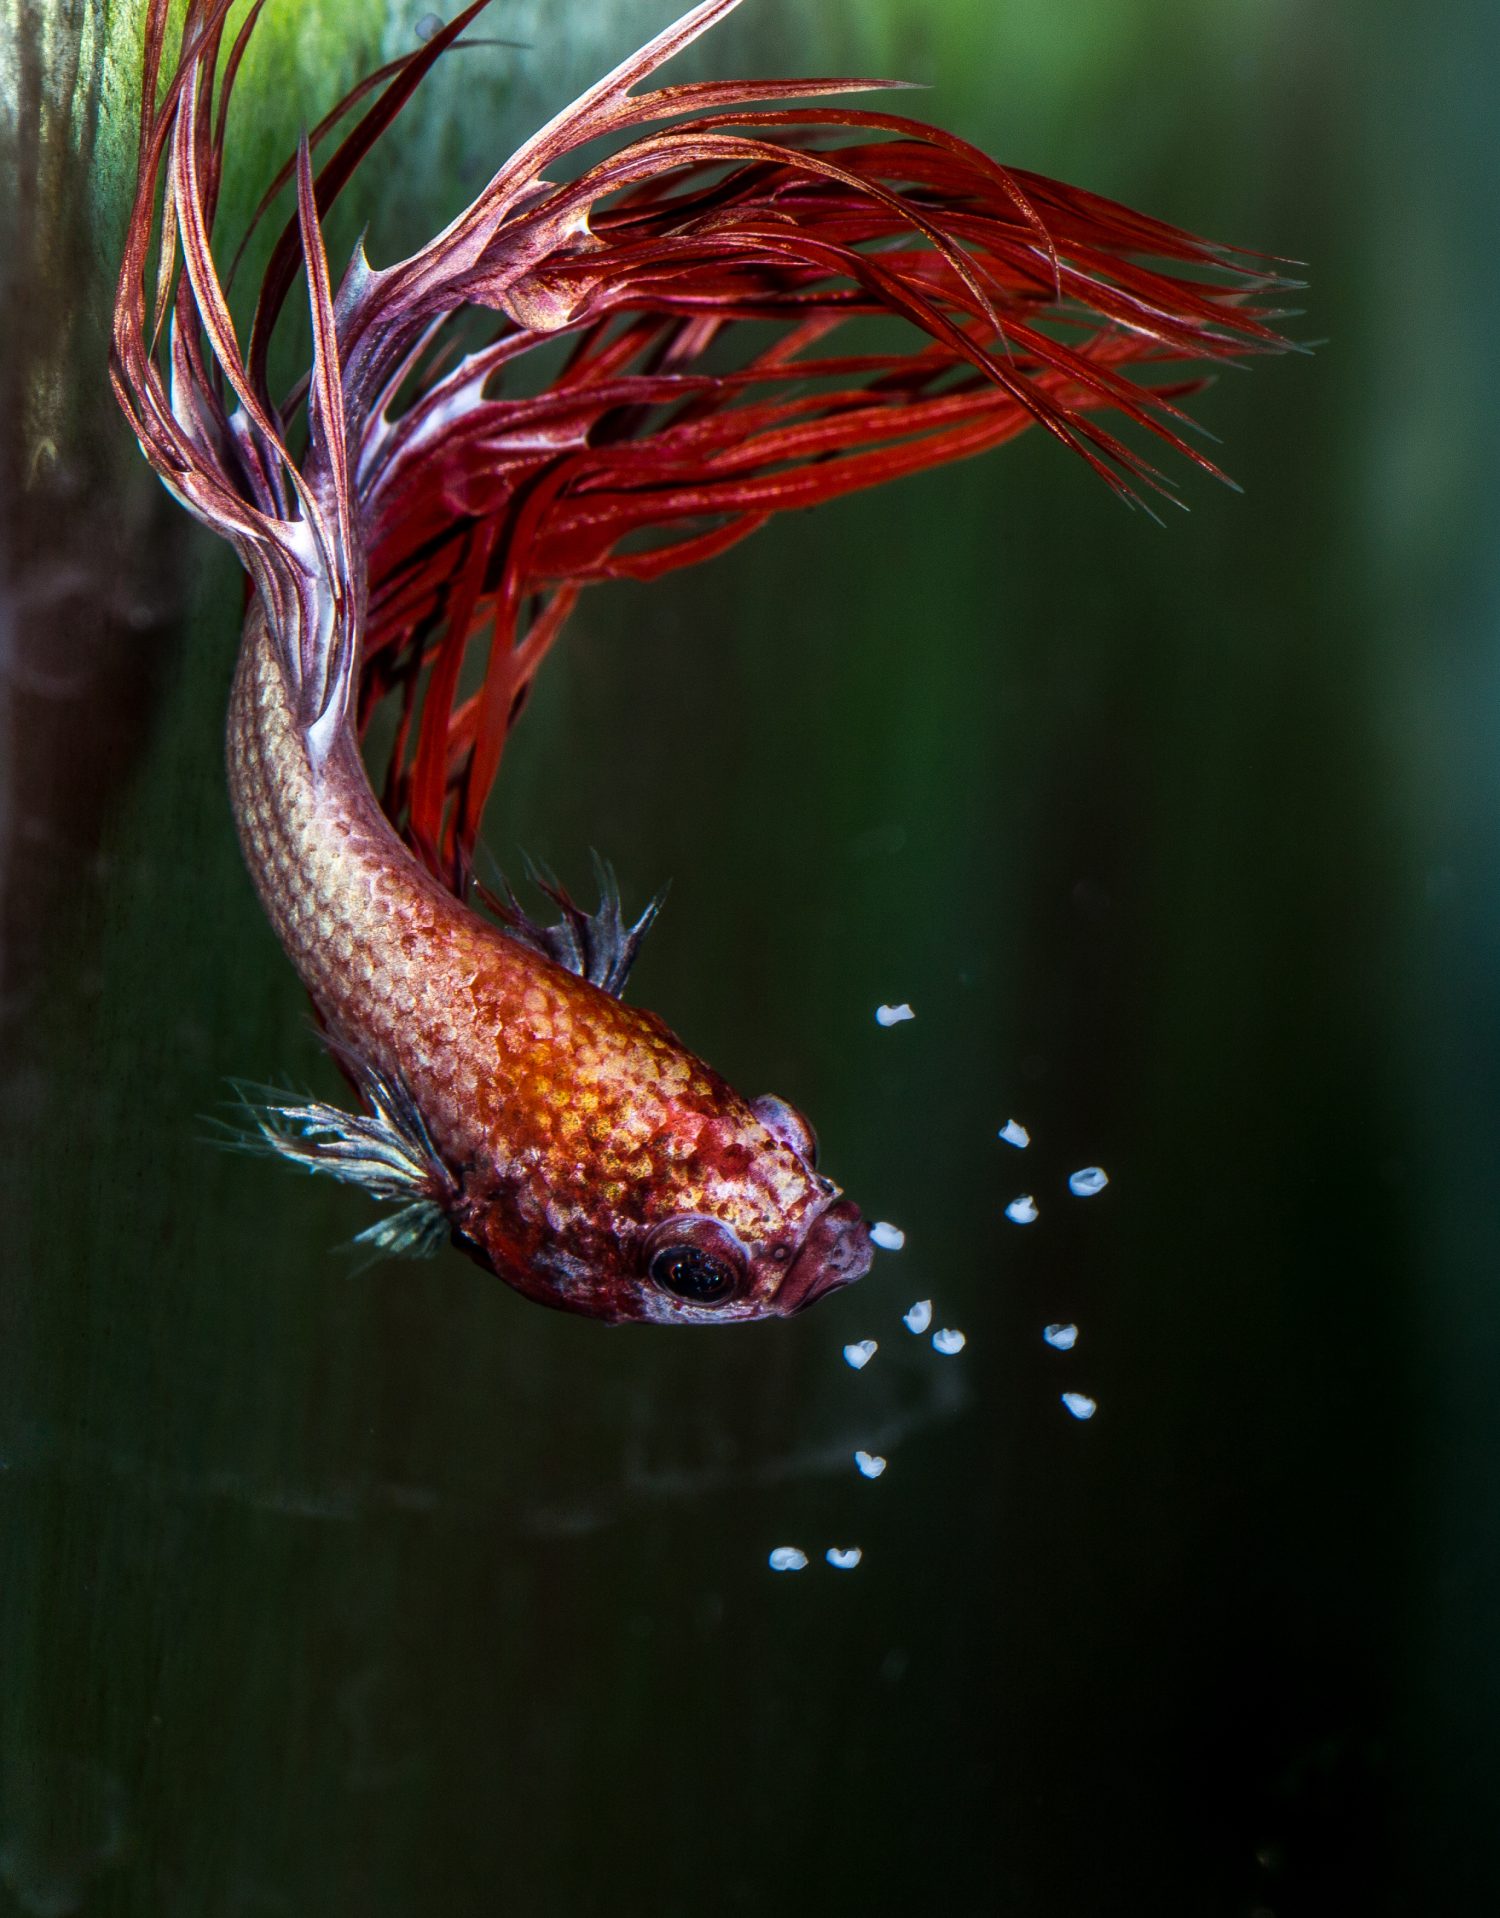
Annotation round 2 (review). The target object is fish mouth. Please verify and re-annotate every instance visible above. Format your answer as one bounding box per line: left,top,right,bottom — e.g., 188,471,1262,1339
775,1198,874,1314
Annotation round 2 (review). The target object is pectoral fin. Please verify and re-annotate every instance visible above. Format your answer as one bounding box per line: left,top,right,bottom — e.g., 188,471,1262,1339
217,1056,456,1261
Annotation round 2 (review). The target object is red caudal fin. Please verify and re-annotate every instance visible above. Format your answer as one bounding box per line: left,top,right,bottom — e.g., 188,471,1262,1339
111,0,1297,891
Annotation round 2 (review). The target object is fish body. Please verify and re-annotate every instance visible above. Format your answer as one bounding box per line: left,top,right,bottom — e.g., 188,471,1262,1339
112,0,1290,1322
228,602,864,1321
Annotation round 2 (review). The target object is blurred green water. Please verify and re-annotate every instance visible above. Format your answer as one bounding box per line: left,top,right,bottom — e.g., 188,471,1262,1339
2,1,1497,1913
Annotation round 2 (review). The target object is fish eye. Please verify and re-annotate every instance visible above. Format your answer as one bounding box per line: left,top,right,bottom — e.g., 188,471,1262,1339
649,1242,739,1305
643,1216,748,1307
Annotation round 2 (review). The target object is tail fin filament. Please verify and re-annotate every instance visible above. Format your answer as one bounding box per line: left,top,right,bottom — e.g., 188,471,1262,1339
112,0,1294,886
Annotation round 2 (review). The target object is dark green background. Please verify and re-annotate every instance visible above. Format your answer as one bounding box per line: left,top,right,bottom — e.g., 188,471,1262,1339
3,1,1496,1912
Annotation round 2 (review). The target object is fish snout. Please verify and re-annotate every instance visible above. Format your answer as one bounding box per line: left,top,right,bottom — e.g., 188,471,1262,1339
776,1199,874,1313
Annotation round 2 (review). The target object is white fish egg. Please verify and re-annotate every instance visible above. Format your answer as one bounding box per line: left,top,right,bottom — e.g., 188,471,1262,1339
826,1548,863,1570
1061,1392,1097,1420
1043,1323,1079,1350
1005,1194,1039,1224
998,1118,1030,1148
843,1339,878,1370
870,1221,906,1251
854,1450,887,1479
902,1299,933,1335
1068,1166,1109,1197
932,1327,966,1356
768,1546,808,1571
874,1003,916,1026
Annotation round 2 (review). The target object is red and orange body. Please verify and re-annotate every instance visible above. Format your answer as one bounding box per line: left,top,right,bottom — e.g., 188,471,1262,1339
228,602,863,1320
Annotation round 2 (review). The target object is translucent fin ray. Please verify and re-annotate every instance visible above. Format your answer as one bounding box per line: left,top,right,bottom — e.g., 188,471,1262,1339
217,1056,458,1260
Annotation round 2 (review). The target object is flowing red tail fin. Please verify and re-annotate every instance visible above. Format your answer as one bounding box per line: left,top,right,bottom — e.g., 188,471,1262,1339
112,0,1295,890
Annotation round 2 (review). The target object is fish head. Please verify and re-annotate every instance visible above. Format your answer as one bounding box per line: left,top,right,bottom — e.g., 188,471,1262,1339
453,1083,874,1325
619,1087,874,1325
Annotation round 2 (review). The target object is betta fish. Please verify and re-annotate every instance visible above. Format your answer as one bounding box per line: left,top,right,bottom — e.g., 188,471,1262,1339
110,0,1290,1323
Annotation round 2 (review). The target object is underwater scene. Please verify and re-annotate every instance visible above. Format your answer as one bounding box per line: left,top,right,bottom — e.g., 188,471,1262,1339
2,1,1497,1913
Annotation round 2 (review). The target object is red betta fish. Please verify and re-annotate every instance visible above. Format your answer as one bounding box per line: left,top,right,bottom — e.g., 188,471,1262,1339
110,0,1290,1323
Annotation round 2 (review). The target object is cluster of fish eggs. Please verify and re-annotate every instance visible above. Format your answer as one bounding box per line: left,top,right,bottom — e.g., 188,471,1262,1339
767,1000,1110,1574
